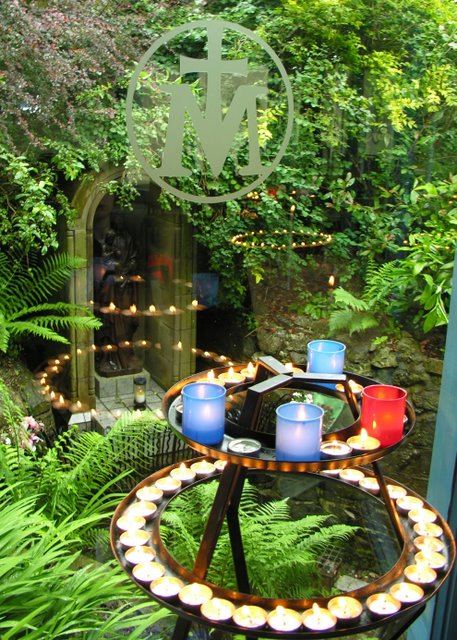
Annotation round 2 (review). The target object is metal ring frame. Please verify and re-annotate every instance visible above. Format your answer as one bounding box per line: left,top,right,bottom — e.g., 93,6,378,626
110,360,456,639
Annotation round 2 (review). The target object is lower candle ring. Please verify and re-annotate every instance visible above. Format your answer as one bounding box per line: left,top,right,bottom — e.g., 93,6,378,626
110,458,456,639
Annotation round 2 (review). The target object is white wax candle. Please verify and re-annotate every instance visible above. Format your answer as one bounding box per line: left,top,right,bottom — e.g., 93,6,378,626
267,605,302,631
127,500,157,520
302,603,337,631
178,583,213,607
125,545,156,565
201,597,236,622
396,495,424,512
389,582,424,604
150,576,184,599
190,460,216,476
119,529,150,547
233,605,268,629
132,561,165,583
170,463,196,483
327,596,363,621
136,485,163,502
339,468,365,483
154,476,182,494
413,522,443,538
116,515,146,531
367,593,401,616
408,508,437,524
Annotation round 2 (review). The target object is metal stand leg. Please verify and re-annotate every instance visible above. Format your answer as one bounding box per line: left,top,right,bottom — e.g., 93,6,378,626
371,460,407,546
171,463,251,640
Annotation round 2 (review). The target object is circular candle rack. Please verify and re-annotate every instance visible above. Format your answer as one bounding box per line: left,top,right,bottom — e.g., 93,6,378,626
111,359,456,640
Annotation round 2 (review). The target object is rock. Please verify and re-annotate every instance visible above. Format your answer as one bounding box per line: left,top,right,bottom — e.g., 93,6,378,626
370,345,398,368
424,357,444,376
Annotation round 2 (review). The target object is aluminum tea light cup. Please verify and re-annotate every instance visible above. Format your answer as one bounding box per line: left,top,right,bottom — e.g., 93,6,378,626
327,596,363,625
389,582,424,605
302,603,337,631
366,593,401,617
178,583,213,609
413,521,443,538
150,576,184,600
119,529,150,547
201,597,236,622
155,476,182,495
413,536,445,553
267,606,302,632
132,561,165,583
127,500,157,520
136,485,163,503
125,545,156,565
414,550,447,571
116,514,146,531
396,495,424,513
233,605,268,629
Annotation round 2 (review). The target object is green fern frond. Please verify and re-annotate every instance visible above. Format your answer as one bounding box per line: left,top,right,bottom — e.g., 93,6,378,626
333,288,369,311
4,321,70,344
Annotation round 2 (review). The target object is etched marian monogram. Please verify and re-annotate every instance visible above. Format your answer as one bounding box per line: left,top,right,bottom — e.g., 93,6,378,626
126,20,293,203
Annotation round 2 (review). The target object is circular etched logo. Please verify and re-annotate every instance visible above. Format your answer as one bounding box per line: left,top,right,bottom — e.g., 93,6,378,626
126,19,293,204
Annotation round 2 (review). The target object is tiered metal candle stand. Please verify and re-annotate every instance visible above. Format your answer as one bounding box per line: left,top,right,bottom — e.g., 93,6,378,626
110,356,456,640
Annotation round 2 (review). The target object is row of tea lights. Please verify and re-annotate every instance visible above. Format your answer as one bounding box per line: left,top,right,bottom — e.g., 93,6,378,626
99,301,205,316
114,459,449,632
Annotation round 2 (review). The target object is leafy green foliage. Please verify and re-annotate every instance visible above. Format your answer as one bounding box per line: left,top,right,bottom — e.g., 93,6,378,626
0,251,101,353
0,489,169,640
161,480,358,598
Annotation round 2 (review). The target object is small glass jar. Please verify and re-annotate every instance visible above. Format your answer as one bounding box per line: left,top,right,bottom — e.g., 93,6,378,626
134,376,147,410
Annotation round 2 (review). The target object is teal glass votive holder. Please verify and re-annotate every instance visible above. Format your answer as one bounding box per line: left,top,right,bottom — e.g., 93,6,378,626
182,382,226,445
276,402,324,461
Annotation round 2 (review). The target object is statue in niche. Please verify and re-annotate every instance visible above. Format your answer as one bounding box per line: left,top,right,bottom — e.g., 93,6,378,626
94,211,142,377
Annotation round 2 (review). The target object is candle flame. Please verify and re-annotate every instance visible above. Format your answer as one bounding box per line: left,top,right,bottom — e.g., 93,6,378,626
107,344,113,350
40,377,46,385
76,401,82,409
276,605,285,615
59,395,64,403
177,341,182,350
77,348,82,355
50,391,56,400
207,370,215,381
149,304,156,313
312,603,321,617
54,359,60,365
91,344,97,351
179,463,187,471
360,428,368,442
328,274,335,287
247,361,255,374
141,340,147,346
109,302,116,312
63,354,70,360
241,605,251,615
191,299,198,308
372,420,377,432
228,366,234,376
130,304,137,313
169,305,176,314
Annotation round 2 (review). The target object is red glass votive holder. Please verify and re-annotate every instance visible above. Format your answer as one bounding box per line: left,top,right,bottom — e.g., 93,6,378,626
361,384,407,447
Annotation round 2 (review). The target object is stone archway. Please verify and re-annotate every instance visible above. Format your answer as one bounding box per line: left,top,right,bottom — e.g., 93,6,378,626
65,167,196,408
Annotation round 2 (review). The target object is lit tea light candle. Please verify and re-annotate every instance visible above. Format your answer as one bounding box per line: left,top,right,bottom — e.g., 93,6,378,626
328,274,335,288
218,367,246,387
320,440,352,458
143,304,162,317
52,394,71,410
267,605,302,631
154,476,182,495
359,476,380,495
327,596,363,623
136,485,163,503
302,603,337,631
121,304,139,316
132,561,165,583
366,593,401,617
199,369,225,385
125,545,156,565
187,299,205,311
119,529,150,547
135,339,152,349
240,361,256,379
165,305,183,315
70,400,90,413
190,460,216,476
170,463,196,484
100,301,119,314
127,500,158,520
77,348,82,355
413,522,443,538
116,514,146,531
150,576,184,599
387,484,408,500
408,507,437,524
285,362,303,374
101,344,118,353
396,495,424,512
172,341,183,351
233,605,268,629
404,561,437,586
414,550,447,571
347,428,380,451
214,460,227,471
201,597,236,622
178,583,213,608
389,581,424,604
336,379,364,397
338,468,365,484
413,536,445,553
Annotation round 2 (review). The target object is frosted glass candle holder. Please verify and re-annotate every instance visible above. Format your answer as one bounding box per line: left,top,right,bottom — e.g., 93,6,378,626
361,384,407,447
276,402,323,461
306,339,346,375
182,382,226,445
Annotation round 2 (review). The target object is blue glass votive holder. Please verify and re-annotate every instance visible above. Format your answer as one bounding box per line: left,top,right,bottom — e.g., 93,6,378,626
306,340,346,380
182,382,227,445
276,402,324,461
